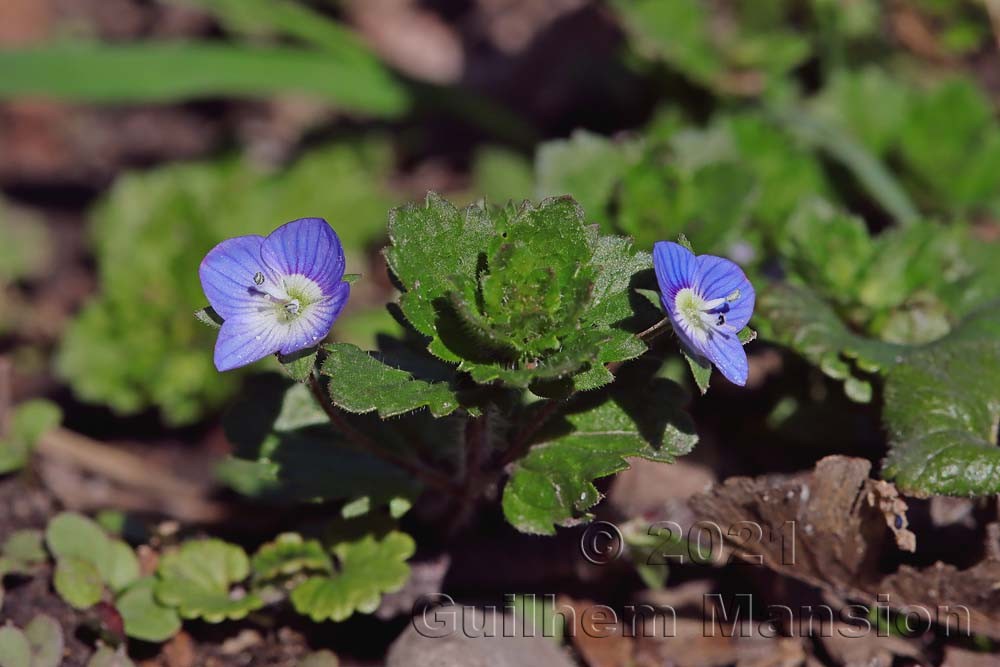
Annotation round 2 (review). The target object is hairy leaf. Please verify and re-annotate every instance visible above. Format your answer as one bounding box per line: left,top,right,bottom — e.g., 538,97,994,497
385,194,649,390
883,308,1000,495
502,374,697,534
321,343,461,418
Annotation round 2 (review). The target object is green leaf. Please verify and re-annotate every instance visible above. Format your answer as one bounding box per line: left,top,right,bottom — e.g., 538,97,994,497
53,558,104,610
85,647,135,667
101,541,141,594
756,283,904,401
473,147,534,204
1,530,46,570
0,625,30,667
278,348,319,383
0,42,408,117
384,193,495,342
0,400,62,474
251,533,333,582
882,308,1000,495
45,513,109,563
22,615,63,667
169,0,377,61
320,343,461,418
116,577,182,643
193,306,223,330
770,103,919,226
897,77,1000,214
45,512,138,594
220,377,422,510
502,375,697,534
155,539,263,622
290,531,414,622
385,195,650,390
535,130,639,225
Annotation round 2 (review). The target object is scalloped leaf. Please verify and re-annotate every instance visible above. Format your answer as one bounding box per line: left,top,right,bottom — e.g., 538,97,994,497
155,539,263,622
756,283,904,402
0,615,63,667
1,530,46,570
116,577,181,643
882,308,1000,495
320,343,461,418
46,513,139,594
0,624,31,667
251,533,333,581
54,557,103,610
502,372,697,535
290,531,414,622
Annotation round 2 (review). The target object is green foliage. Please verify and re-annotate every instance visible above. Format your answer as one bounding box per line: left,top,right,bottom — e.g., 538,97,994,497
85,647,135,667
882,309,1000,495
0,615,62,667
502,369,697,534
0,42,406,117
46,513,140,593
58,140,396,425
0,400,61,474
43,512,178,640
613,0,809,95
251,533,333,581
155,539,263,622
533,111,830,262
218,378,421,511
289,530,414,622
321,343,461,418
116,578,183,643
0,201,51,285
53,558,104,610
386,194,648,392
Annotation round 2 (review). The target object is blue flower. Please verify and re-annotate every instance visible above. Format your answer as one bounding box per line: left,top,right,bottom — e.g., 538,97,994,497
199,218,350,371
653,241,755,386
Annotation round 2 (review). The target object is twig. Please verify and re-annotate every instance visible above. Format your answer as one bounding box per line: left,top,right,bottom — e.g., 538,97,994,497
306,373,462,497
35,427,228,523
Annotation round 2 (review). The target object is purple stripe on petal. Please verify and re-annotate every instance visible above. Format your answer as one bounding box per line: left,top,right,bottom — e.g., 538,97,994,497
653,242,696,297
702,331,749,386
262,218,346,291
693,254,755,330
693,255,749,301
214,311,282,371
199,235,268,320
276,281,350,355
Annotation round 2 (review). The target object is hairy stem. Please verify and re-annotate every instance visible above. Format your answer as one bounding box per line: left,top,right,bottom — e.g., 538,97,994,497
307,373,462,498
497,398,563,469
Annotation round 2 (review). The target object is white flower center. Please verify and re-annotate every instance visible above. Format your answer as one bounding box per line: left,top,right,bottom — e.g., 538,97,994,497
252,273,324,324
674,287,739,344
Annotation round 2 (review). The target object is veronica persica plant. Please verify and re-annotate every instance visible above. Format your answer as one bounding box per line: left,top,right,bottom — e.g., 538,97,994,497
653,241,756,386
199,218,350,371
